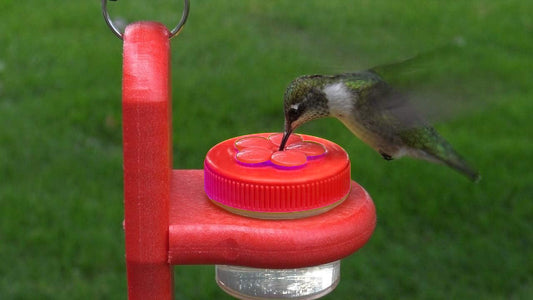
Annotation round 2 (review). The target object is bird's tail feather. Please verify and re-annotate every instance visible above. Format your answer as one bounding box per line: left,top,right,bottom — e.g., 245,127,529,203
423,144,481,183
440,154,481,182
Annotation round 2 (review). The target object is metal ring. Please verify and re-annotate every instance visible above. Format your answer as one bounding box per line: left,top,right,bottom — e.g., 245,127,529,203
102,0,190,40
169,0,190,38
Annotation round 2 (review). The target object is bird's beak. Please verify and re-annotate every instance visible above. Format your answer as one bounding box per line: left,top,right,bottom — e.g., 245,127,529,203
279,121,293,151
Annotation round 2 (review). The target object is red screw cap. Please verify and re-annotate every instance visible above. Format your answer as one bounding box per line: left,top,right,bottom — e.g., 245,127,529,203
204,133,351,216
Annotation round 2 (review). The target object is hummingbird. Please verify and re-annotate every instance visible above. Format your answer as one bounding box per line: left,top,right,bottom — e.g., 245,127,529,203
278,70,481,182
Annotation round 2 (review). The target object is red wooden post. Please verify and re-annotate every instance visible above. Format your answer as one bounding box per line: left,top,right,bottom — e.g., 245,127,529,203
122,22,173,300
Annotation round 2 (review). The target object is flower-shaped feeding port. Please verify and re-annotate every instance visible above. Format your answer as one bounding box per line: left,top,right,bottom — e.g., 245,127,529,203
204,133,352,216
234,133,327,169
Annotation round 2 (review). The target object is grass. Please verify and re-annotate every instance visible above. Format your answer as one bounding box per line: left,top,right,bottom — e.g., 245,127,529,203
0,0,531,298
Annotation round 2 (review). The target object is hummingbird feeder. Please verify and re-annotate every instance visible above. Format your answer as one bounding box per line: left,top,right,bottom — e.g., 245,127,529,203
102,1,376,299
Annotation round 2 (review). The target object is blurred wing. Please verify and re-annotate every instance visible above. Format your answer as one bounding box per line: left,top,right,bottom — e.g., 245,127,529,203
341,71,428,130
366,41,500,123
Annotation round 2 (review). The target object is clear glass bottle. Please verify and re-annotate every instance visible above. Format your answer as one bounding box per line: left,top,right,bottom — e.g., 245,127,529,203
204,133,351,299
215,260,341,300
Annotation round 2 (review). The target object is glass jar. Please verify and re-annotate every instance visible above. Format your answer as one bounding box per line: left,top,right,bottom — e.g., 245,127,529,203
204,133,351,299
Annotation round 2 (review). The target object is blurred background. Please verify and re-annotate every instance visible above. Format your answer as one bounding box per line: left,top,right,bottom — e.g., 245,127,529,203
0,0,531,298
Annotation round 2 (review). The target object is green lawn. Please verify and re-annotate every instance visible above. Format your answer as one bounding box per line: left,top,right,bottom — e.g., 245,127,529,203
1,0,531,299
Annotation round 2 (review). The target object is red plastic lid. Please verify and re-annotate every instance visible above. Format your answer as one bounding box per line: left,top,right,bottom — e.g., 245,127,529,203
204,133,351,215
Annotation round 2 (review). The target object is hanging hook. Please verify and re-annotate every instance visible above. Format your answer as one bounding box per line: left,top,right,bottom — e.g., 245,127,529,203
102,0,190,40
169,0,190,38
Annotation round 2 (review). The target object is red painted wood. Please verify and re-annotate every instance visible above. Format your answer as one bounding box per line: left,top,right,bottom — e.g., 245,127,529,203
168,170,376,269
120,21,376,300
122,22,173,300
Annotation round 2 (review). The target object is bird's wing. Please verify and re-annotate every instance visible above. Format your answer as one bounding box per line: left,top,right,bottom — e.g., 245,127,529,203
341,71,427,130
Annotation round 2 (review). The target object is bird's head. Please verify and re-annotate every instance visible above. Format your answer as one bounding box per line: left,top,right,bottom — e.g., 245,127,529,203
279,75,330,150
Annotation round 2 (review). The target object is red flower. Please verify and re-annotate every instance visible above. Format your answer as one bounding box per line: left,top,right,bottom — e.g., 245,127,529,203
234,133,327,168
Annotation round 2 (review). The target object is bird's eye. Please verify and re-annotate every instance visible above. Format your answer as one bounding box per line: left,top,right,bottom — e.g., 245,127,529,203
288,107,298,119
